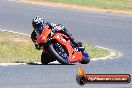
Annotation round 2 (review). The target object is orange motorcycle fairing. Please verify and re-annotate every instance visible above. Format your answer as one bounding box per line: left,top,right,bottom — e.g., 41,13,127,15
51,33,82,63
36,25,51,44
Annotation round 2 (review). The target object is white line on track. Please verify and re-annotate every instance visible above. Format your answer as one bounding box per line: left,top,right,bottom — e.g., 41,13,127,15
8,0,17,1
0,63,26,66
91,46,123,61
0,28,123,66
0,29,30,36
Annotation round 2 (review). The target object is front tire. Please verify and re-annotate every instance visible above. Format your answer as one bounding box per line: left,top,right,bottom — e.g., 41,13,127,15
41,52,53,64
48,44,70,65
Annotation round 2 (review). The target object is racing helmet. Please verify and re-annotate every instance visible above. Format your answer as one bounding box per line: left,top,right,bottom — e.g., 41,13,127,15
32,16,45,34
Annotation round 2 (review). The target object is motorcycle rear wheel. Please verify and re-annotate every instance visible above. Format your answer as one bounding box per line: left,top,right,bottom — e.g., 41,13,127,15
80,56,90,64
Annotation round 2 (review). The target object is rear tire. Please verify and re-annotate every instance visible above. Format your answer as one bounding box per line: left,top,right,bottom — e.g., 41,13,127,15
80,56,90,64
80,51,90,64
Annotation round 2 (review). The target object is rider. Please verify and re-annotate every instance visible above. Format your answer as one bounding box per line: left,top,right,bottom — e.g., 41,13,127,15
31,16,84,50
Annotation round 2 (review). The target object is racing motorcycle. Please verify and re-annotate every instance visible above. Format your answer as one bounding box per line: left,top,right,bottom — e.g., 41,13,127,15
36,25,90,64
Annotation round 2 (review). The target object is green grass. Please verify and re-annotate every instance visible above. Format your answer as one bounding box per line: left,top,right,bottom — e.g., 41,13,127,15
0,31,41,63
32,0,132,11
0,30,109,63
84,44,109,58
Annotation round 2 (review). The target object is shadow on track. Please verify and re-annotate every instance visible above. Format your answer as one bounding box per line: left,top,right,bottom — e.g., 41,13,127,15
27,63,75,65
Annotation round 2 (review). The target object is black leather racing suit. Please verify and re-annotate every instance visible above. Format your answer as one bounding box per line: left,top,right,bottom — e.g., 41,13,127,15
31,22,79,50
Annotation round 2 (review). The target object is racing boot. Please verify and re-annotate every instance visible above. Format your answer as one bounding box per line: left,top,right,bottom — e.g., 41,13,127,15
77,42,85,51
71,40,85,51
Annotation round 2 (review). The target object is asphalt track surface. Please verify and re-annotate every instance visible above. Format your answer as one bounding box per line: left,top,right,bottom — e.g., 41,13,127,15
0,0,132,88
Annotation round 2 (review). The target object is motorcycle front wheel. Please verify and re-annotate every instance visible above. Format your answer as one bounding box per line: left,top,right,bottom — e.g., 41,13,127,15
48,43,70,65
41,52,54,64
